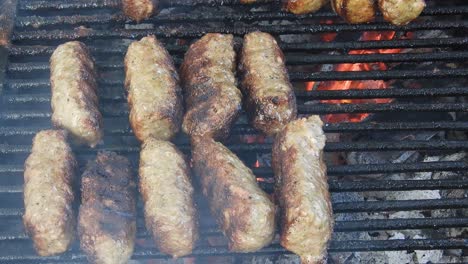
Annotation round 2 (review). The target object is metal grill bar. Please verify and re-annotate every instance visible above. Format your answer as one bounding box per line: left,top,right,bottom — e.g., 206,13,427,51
298,102,468,114
16,0,468,15
2,103,466,121
1,140,468,154
11,21,468,41
334,198,468,213
0,217,467,242
289,69,468,81
1,122,467,138
14,6,468,29
296,87,468,99
329,179,468,192
7,52,468,73
2,161,466,177
1,198,466,217
4,87,468,103
12,77,468,97
8,37,468,56
0,239,465,263
1,179,467,194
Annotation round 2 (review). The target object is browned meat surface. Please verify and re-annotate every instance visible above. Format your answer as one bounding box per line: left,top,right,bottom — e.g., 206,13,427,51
139,139,198,258
124,36,183,142
331,0,376,24
23,130,77,256
284,0,329,14
50,41,103,148
78,151,136,264
239,31,297,136
191,137,276,252
272,116,333,264
122,0,158,22
378,0,425,25
180,33,242,140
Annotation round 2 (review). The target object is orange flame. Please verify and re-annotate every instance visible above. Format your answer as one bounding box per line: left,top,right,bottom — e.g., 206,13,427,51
307,31,410,123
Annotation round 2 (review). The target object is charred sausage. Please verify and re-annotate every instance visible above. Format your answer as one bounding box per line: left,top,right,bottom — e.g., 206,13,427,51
124,36,183,142
284,0,329,15
78,151,136,264
272,116,333,264
378,0,425,26
180,33,242,140
122,0,158,22
23,130,77,256
139,139,198,258
331,0,376,24
191,137,276,252
239,31,297,136
50,41,103,148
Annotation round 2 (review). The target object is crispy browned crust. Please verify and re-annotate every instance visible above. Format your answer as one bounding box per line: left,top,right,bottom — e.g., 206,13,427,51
78,151,136,264
50,41,103,148
378,0,425,26
239,31,297,136
284,0,329,14
122,0,159,22
272,116,333,264
332,0,376,24
180,33,242,140
139,139,198,258
23,130,77,256
124,36,183,142
191,137,276,252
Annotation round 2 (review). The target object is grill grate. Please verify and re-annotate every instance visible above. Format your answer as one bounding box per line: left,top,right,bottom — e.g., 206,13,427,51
0,0,467,262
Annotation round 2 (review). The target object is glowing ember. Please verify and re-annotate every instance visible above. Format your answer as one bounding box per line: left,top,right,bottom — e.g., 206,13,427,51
307,31,409,123
253,159,260,168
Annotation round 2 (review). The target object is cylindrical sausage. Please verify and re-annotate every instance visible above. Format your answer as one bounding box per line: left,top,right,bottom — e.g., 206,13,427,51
378,0,425,26
180,33,242,140
331,0,376,24
272,116,333,264
284,0,329,15
124,36,183,142
78,151,136,264
139,139,198,258
50,41,103,148
191,137,276,252
122,0,159,22
239,31,297,136
23,130,77,256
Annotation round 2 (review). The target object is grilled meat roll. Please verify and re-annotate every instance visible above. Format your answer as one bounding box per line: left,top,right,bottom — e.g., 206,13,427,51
192,137,276,252
272,116,333,264
378,0,425,26
239,31,297,136
180,33,242,140
122,0,158,22
139,139,198,258
50,41,103,148
331,0,376,24
284,0,329,15
124,36,183,142
23,130,77,256
78,151,136,264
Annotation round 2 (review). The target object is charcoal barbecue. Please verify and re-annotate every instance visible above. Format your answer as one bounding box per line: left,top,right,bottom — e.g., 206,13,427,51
0,0,467,263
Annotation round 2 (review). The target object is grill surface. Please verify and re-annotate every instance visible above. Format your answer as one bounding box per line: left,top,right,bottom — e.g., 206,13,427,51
0,0,467,262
